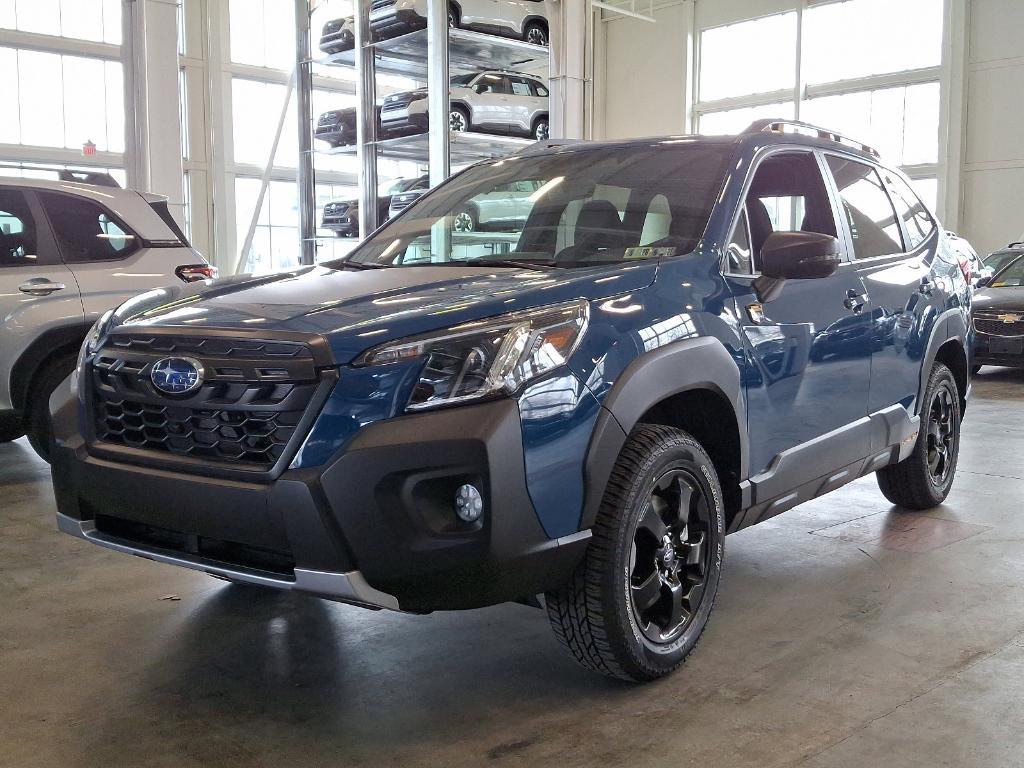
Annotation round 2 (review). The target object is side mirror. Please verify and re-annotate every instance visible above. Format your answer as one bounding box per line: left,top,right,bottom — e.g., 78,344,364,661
760,231,841,280
975,275,991,288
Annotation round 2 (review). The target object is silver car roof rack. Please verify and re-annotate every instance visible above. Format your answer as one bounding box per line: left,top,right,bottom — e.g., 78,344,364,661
744,119,881,158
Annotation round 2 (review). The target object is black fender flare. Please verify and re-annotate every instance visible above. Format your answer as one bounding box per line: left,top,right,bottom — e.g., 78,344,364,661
579,336,748,530
917,307,970,413
9,322,92,414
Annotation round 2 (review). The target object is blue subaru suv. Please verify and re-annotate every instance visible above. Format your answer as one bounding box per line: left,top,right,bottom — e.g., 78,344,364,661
51,121,971,681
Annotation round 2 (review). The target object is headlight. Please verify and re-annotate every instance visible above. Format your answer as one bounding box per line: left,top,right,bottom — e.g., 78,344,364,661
76,310,114,378
356,299,589,411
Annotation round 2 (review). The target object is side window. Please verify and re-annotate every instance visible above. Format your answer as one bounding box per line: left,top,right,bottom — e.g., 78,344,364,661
531,81,549,98
475,73,508,95
509,76,533,97
886,174,935,250
825,156,904,260
744,151,837,272
38,192,139,263
726,208,753,274
0,189,40,268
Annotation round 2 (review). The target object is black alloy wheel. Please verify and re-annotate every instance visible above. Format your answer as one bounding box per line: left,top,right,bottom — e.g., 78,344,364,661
629,468,712,645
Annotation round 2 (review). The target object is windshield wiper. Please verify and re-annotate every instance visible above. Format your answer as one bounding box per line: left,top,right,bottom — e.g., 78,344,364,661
333,261,392,271
457,258,558,271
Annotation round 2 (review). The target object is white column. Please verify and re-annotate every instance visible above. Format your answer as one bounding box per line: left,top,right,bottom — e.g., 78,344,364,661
123,0,186,225
550,0,591,139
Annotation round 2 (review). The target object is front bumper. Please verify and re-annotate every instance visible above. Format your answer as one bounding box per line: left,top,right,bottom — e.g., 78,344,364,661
52,394,590,613
381,100,429,136
973,332,1024,367
315,124,356,147
369,8,426,40
321,214,359,236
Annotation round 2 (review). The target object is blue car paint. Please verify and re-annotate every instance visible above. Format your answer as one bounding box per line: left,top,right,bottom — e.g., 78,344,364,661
102,130,971,544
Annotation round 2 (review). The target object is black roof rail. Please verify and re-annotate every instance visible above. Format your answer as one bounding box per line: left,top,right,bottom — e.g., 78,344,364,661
0,162,121,188
744,119,881,158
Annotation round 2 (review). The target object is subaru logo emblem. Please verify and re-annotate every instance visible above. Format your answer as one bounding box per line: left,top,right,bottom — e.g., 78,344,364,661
151,357,204,395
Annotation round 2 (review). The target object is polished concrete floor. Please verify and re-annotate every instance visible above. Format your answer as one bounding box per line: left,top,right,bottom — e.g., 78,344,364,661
2,368,1023,768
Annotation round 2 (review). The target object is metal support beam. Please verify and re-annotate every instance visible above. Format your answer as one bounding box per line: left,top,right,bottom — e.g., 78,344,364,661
427,0,450,186
295,0,316,266
354,0,379,237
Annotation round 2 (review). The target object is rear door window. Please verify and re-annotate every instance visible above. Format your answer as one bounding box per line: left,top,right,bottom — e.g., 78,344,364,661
38,192,139,263
0,188,42,267
825,156,904,260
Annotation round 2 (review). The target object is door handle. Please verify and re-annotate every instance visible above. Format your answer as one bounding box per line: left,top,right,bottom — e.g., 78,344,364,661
19,278,66,296
843,288,869,314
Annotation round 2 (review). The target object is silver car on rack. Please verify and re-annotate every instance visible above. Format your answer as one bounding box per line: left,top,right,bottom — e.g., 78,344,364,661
369,0,550,46
381,70,549,140
0,173,214,459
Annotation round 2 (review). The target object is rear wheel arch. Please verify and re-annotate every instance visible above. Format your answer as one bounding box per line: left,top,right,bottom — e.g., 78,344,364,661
581,338,748,532
917,309,969,415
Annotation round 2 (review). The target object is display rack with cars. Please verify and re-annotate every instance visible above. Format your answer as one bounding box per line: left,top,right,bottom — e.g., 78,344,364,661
0,174,214,458
322,175,429,237
367,0,550,46
53,121,972,682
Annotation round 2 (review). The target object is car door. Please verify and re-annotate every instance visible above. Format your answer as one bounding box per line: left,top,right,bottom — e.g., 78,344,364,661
507,75,538,134
35,191,153,321
461,0,502,30
471,73,512,132
727,149,872,485
0,187,83,410
823,156,945,414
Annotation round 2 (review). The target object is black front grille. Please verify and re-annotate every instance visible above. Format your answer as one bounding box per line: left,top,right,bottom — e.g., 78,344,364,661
975,315,1024,337
371,0,395,9
88,333,329,476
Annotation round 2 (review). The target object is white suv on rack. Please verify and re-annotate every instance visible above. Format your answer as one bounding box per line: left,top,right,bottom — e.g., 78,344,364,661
370,0,550,46
0,174,214,459
380,70,550,140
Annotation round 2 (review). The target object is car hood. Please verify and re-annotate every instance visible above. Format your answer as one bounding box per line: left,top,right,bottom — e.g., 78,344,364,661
973,286,1024,313
109,262,659,363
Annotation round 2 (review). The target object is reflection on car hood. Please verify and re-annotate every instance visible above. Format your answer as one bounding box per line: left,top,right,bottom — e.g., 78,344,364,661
109,262,659,363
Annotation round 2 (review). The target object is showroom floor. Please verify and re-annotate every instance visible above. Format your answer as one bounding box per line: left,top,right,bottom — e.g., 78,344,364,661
2,369,1022,768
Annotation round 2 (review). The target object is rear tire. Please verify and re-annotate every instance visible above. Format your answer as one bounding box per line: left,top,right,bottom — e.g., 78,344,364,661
876,362,961,510
26,351,78,462
546,425,724,682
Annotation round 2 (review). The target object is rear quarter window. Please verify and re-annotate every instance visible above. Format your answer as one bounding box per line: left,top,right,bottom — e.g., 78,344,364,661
38,191,140,263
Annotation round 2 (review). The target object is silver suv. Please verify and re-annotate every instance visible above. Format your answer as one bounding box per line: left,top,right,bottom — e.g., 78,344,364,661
0,175,214,459
380,70,549,140
391,178,541,229
370,0,550,46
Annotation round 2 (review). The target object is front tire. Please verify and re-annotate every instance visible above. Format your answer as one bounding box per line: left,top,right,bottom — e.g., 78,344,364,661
26,351,78,462
546,425,724,682
524,21,548,46
876,362,961,509
449,106,470,133
452,206,476,232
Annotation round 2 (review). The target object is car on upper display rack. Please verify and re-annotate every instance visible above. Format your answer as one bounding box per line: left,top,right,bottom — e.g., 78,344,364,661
389,178,542,228
972,252,1024,371
380,70,549,140
369,0,550,46
318,15,355,54
0,172,214,460
322,175,429,237
315,105,383,148
52,121,972,683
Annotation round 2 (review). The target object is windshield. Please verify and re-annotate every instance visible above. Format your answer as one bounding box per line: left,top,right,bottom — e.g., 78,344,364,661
451,74,476,87
990,255,1024,287
337,143,733,268
382,178,422,196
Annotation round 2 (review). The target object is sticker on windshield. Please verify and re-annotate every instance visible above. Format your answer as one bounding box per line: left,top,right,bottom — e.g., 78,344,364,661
623,246,677,260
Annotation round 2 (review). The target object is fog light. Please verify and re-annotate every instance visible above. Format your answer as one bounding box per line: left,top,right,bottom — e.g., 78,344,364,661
455,484,483,523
